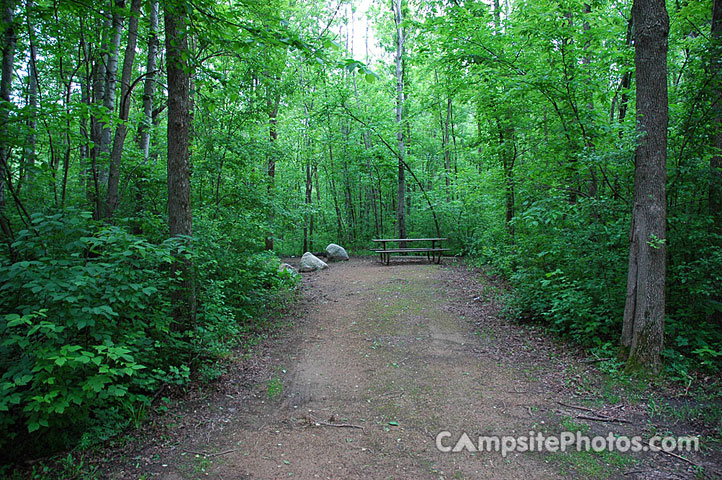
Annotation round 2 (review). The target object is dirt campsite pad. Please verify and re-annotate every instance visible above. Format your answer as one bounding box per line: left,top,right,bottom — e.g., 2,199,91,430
110,257,719,479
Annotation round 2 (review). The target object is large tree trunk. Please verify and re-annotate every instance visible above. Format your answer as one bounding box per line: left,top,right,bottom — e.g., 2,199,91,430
165,2,196,336
137,0,158,160
106,0,142,217
0,0,17,248
711,0,722,235
393,0,406,243
620,0,669,374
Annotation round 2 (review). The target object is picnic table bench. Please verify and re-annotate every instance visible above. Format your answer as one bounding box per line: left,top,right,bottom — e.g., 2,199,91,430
371,237,449,265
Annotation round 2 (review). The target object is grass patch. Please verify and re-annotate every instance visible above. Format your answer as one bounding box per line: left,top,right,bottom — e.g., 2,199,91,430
546,448,636,479
267,375,284,399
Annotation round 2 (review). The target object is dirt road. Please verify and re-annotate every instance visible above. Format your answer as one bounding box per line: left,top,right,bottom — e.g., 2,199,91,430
113,257,709,479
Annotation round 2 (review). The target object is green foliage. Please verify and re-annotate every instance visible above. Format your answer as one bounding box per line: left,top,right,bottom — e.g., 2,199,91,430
0,209,297,461
1,0,721,472
0,211,181,457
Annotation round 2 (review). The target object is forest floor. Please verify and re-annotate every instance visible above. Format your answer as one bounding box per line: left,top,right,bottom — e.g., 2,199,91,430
106,257,721,479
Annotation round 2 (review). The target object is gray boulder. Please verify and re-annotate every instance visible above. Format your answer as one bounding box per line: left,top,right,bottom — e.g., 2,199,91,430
325,243,349,262
278,263,296,275
299,252,329,272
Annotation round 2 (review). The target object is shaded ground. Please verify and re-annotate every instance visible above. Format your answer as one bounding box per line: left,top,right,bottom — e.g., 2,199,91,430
107,257,721,479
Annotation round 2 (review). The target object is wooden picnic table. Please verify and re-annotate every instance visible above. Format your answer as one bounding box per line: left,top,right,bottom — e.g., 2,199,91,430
371,237,449,265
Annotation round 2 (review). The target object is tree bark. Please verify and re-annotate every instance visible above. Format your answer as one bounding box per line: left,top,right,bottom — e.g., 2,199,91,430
106,0,142,217
620,0,669,374
137,0,159,160
165,2,196,335
98,0,125,188
23,0,37,186
711,0,722,235
266,94,279,251
393,0,407,243
0,0,16,249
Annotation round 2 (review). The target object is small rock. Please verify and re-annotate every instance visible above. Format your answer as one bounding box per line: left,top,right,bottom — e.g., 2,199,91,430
278,263,296,274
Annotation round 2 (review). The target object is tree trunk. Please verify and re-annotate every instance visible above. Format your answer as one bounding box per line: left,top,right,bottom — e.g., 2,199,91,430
88,9,109,219
23,0,37,185
0,0,17,248
137,0,159,160
711,0,722,235
304,159,313,253
265,95,279,251
99,0,125,188
165,2,196,336
352,68,379,237
106,0,142,218
393,0,407,243
620,0,669,374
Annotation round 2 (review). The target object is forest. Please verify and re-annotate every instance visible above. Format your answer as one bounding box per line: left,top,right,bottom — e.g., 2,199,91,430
0,0,721,470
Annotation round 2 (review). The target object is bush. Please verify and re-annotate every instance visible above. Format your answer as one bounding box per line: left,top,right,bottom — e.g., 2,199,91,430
0,209,297,461
0,210,191,458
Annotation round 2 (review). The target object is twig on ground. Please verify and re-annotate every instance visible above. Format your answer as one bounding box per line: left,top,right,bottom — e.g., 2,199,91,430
576,414,630,424
307,415,365,431
557,401,597,413
314,420,365,430
657,449,718,480
183,449,237,458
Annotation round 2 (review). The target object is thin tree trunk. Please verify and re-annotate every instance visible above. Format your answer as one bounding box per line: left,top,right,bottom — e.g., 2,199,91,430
106,0,142,217
393,0,407,243
23,0,37,185
711,0,722,235
352,69,379,237
303,160,312,253
620,0,669,374
265,95,279,251
88,9,108,219
165,2,196,336
444,97,452,202
617,17,634,131
98,0,124,189
137,0,159,160
327,144,344,240
0,0,17,248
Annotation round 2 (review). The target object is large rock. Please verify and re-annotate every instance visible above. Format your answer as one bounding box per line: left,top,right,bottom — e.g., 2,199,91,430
299,252,328,272
325,243,349,262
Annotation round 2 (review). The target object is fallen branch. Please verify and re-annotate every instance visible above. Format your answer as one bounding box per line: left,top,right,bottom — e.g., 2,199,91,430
657,449,719,480
557,401,597,413
313,420,365,431
307,415,365,431
623,470,652,476
576,414,630,424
